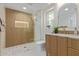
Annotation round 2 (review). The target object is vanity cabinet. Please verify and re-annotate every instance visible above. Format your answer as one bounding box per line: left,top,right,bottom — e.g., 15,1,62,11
46,35,67,56
46,34,79,56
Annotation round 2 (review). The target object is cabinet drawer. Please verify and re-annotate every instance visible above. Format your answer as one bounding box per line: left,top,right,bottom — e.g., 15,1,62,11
68,48,79,56
71,39,79,50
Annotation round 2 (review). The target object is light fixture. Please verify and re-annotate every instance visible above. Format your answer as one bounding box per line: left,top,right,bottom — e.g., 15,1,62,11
22,7,27,10
34,16,36,19
64,8,69,11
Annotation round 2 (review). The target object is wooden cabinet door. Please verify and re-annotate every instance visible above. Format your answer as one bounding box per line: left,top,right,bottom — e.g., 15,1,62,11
68,39,72,48
68,48,79,56
46,35,51,56
46,35,58,56
50,35,58,56
57,36,68,56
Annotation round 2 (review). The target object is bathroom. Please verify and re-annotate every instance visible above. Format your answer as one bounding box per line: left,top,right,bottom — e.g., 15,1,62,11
0,3,79,56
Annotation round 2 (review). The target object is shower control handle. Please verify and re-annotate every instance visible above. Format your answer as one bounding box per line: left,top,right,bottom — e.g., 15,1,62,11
0,18,4,32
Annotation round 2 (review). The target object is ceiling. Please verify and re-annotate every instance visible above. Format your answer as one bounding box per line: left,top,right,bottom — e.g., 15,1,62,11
4,3,53,14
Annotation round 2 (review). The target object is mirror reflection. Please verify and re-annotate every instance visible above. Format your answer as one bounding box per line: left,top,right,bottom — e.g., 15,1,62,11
58,3,77,30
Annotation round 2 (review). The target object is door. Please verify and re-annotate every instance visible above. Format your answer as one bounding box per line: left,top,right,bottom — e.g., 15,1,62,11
6,8,34,47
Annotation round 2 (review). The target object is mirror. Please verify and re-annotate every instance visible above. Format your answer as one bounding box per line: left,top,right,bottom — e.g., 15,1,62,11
58,3,77,30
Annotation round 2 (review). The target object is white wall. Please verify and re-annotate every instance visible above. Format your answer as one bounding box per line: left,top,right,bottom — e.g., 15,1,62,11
34,11,41,41
76,3,79,30
0,4,6,55
34,10,45,41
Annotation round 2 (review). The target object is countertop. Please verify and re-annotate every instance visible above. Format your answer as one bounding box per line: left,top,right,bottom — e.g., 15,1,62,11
46,33,79,39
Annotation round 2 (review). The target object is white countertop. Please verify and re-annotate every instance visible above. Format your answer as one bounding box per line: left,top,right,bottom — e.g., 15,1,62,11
47,33,79,39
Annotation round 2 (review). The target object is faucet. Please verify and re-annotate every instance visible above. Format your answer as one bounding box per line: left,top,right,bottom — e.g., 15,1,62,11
74,27,78,35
